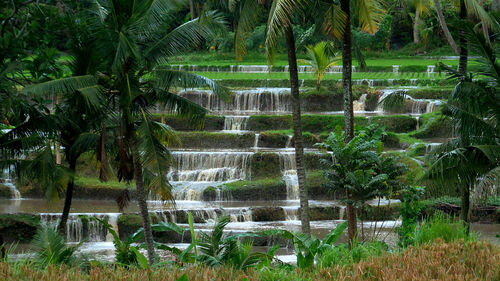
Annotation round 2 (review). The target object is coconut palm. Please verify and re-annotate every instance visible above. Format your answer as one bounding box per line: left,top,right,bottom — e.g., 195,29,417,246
317,0,384,244
425,25,500,232
0,25,105,236
228,0,312,234
78,0,228,264
411,0,432,45
298,41,337,90
433,0,458,53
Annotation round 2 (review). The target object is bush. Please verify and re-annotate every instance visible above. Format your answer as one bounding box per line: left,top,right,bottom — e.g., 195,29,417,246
414,214,475,245
317,241,388,268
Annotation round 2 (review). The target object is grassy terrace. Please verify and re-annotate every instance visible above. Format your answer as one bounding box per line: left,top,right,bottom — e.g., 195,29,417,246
192,71,448,80
168,52,474,67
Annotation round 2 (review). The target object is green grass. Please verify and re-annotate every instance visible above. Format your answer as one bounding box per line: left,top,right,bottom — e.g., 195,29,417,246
192,71,447,80
74,176,132,189
168,51,476,68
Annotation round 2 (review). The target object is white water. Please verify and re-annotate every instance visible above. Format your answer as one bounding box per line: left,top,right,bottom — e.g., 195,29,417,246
40,213,119,243
223,116,249,131
279,152,299,200
2,167,21,199
178,88,292,113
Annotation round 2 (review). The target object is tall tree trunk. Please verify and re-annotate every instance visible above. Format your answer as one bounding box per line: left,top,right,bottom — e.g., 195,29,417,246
413,11,420,44
284,25,310,235
189,0,195,20
57,158,76,236
341,0,357,245
461,184,471,235
131,140,156,265
433,0,459,54
458,0,468,75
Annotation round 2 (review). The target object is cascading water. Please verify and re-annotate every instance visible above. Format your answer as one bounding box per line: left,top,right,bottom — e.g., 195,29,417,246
166,151,252,200
40,213,119,242
178,88,292,113
2,167,21,199
279,153,299,200
353,94,367,111
223,116,249,131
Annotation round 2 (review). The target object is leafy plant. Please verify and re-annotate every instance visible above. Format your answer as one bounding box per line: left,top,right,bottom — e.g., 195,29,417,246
93,216,185,268
262,221,348,269
316,239,388,268
317,126,407,242
31,226,81,268
414,213,476,245
397,186,425,247
298,42,337,90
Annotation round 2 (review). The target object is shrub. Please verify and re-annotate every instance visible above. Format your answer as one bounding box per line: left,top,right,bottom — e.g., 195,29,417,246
414,214,475,245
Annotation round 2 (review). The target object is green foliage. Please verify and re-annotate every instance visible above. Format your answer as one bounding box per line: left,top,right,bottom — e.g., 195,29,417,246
316,240,388,268
31,226,81,268
318,125,407,207
397,186,425,247
261,221,348,269
298,42,337,89
414,214,476,245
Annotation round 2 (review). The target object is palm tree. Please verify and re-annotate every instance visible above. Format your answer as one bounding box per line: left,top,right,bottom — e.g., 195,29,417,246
81,0,228,264
433,0,458,54
230,0,312,234
0,25,105,236
298,42,337,90
425,26,500,232
317,0,384,244
411,0,431,45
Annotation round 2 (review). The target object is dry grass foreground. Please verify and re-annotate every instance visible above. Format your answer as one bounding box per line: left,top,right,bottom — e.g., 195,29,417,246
0,240,499,281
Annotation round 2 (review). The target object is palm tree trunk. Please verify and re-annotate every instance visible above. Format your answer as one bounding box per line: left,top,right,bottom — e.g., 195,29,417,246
433,0,459,54
413,11,420,44
57,158,76,236
458,0,468,75
131,140,156,265
189,0,195,20
461,184,471,235
284,25,310,235
341,0,357,245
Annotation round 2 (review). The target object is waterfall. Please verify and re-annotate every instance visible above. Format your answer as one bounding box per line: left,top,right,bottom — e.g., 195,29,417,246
2,167,21,199
339,206,346,220
223,116,249,131
253,133,260,149
353,94,367,111
40,213,119,243
168,151,252,182
178,88,292,113
285,135,293,148
283,206,298,220
279,153,299,200
375,89,397,112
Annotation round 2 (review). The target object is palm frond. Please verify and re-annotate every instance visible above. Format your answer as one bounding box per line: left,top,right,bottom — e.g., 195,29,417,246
322,4,347,40
234,0,262,60
145,11,226,62
136,108,176,202
354,0,385,34
265,0,302,63
22,75,98,97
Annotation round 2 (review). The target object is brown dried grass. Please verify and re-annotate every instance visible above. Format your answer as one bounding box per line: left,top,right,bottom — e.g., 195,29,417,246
0,240,498,281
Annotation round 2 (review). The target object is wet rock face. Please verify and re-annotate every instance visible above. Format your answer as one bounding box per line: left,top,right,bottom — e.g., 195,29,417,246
251,207,286,222
304,206,342,221
0,214,39,243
